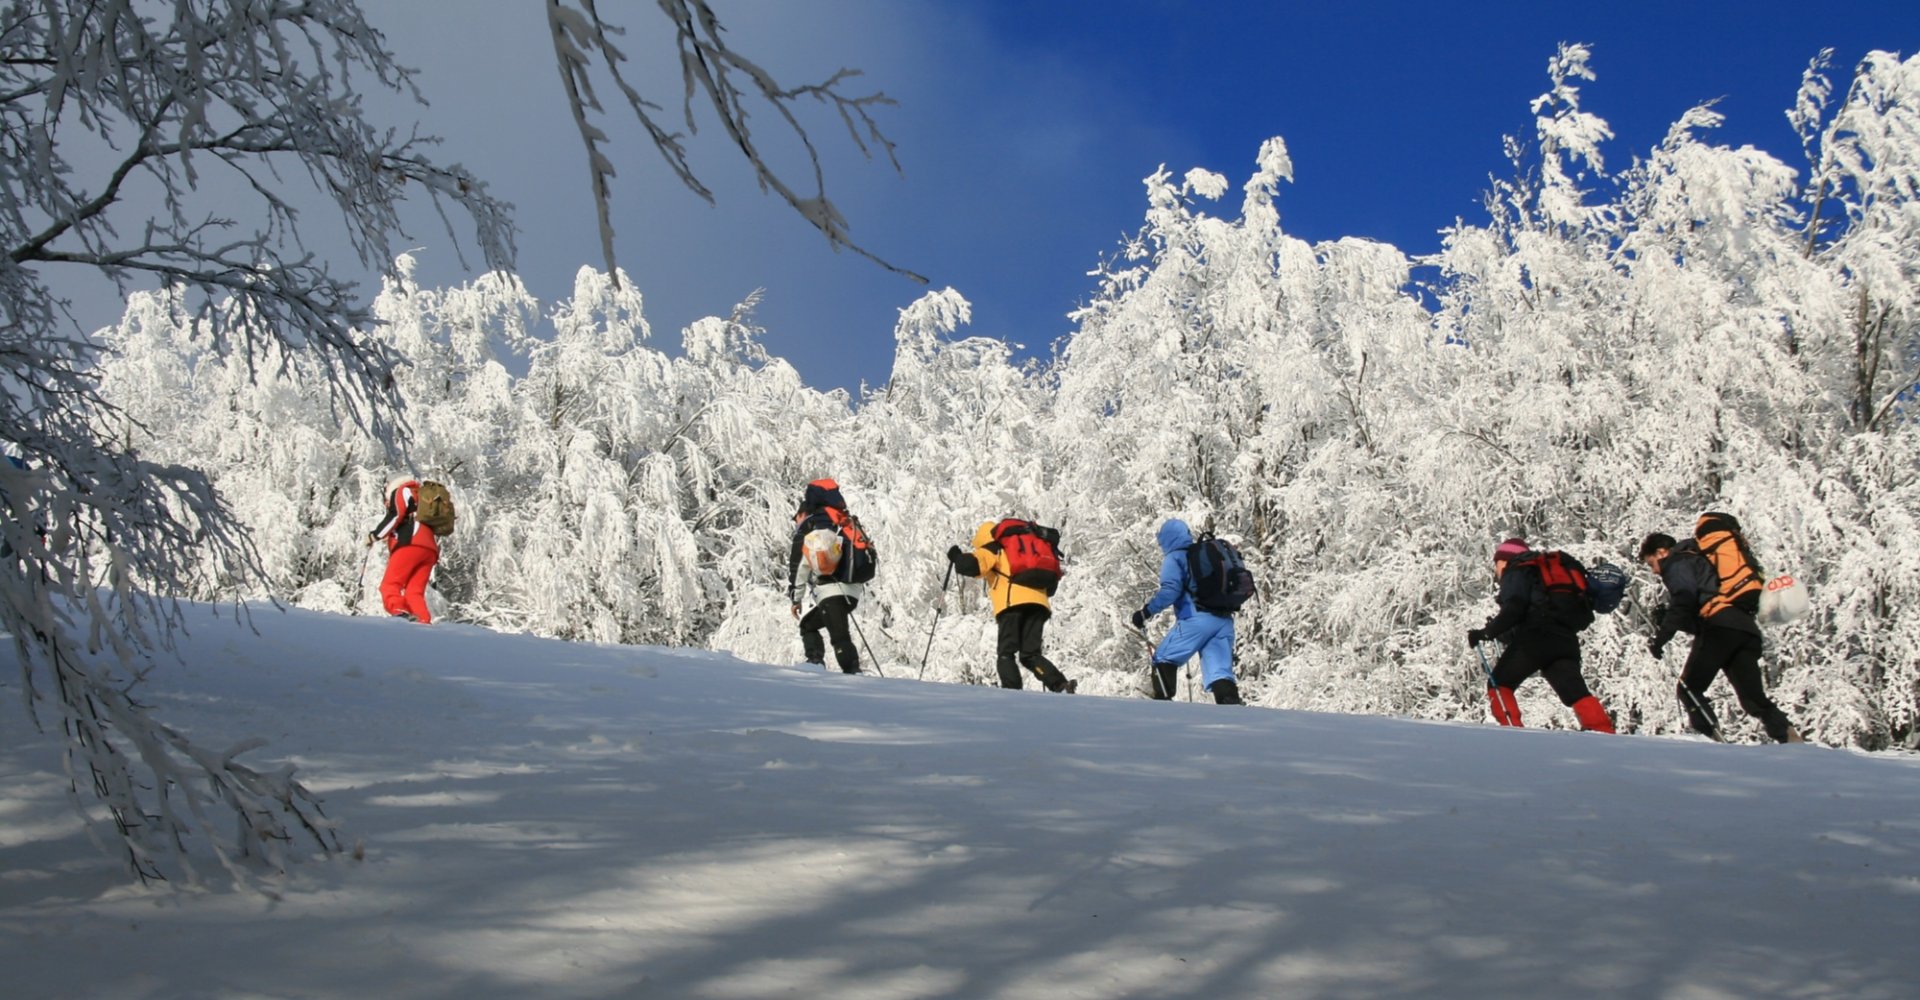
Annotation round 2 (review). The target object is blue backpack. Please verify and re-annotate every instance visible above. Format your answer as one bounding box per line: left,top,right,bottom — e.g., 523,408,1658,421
1188,535,1257,614
1586,560,1629,615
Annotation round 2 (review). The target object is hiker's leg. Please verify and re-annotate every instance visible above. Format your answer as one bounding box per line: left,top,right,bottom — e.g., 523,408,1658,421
1720,630,1793,741
1195,615,1236,691
797,604,828,664
1015,610,1068,691
821,596,861,674
401,550,436,623
994,610,1024,689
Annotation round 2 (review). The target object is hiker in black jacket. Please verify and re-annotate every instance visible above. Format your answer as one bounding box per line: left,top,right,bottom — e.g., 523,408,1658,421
786,478,863,674
1639,530,1802,743
1467,538,1615,732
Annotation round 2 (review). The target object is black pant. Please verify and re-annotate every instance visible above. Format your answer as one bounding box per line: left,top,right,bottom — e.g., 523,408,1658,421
1491,632,1592,706
1679,624,1793,742
995,605,1069,691
800,596,860,674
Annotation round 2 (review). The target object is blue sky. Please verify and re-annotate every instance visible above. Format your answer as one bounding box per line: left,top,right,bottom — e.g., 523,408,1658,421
364,1,1919,395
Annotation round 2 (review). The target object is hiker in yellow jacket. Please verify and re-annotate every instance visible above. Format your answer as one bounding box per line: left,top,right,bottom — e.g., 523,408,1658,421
946,520,1075,692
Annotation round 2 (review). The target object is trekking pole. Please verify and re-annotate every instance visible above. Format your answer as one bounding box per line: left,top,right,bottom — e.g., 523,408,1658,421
1475,643,1511,725
918,562,955,680
848,612,887,678
1676,678,1726,743
358,539,374,607
1123,621,1167,698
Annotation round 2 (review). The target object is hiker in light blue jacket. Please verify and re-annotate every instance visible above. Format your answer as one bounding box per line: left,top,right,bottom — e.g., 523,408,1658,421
1129,518,1243,704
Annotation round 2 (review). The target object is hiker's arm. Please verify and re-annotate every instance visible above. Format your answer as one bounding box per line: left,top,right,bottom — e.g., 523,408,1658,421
1481,573,1529,639
1143,550,1185,617
950,543,988,579
786,529,805,600
367,487,412,541
1653,562,1707,643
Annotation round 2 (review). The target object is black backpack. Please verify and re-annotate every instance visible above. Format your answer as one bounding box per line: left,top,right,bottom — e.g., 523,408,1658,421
1187,535,1256,614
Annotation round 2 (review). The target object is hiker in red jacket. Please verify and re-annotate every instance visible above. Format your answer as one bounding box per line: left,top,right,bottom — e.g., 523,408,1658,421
1467,538,1615,732
367,477,439,624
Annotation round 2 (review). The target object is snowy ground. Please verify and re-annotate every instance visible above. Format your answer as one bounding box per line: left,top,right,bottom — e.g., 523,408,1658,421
3,605,1919,999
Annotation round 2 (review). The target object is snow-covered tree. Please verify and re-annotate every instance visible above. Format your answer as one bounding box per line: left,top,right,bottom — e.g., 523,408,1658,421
7,0,915,886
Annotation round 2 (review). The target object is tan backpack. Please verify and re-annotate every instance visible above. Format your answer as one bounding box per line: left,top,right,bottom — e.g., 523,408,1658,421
415,480,457,536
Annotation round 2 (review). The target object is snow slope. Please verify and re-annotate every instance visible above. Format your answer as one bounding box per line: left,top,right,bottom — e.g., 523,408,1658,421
4,605,1919,999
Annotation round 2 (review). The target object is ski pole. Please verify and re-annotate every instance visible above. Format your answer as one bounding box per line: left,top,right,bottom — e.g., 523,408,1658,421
918,562,955,680
1677,678,1726,742
358,539,374,608
1131,620,1193,701
1124,621,1173,699
848,611,886,678
1475,642,1515,725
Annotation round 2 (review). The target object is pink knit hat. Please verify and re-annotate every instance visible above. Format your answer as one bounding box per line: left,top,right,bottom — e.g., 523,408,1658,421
1493,538,1531,564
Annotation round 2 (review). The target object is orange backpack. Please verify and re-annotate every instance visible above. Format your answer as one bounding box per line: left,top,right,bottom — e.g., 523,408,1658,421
1695,512,1763,618
821,507,877,583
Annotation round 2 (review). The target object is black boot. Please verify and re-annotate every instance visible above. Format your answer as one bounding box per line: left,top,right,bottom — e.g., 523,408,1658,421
1150,662,1178,700
1208,679,1244,705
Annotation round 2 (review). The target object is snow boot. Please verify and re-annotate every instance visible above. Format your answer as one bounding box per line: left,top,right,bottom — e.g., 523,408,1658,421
1208,678,1243,705
1030,658,1072,693
1571,696,1616,733
1487,686,1523,726
1149,662,1178,700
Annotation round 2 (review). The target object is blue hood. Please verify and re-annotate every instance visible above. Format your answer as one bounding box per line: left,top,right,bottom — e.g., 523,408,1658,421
1156,518,1193,554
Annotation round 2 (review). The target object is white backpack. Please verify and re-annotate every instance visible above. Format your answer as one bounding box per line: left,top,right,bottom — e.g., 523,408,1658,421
1757,573,1810,625
801,528,843,578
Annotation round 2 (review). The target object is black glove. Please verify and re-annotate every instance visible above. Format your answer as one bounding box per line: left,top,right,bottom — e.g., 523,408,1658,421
1648,636,1667,660
1466,628,1489,648
946,545,964,564
1130,606,1149,630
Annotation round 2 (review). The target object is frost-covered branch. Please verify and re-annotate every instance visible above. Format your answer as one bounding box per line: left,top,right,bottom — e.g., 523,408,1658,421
2,0,516,886
545,0,924,284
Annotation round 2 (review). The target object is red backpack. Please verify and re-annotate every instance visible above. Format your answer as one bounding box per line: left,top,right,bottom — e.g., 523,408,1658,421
989,519,1063,595
1529,550,1595,632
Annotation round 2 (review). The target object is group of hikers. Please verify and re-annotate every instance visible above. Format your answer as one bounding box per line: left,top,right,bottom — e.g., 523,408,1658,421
1465,514,1805,743
783,478,1258,704
369,473,1808,744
